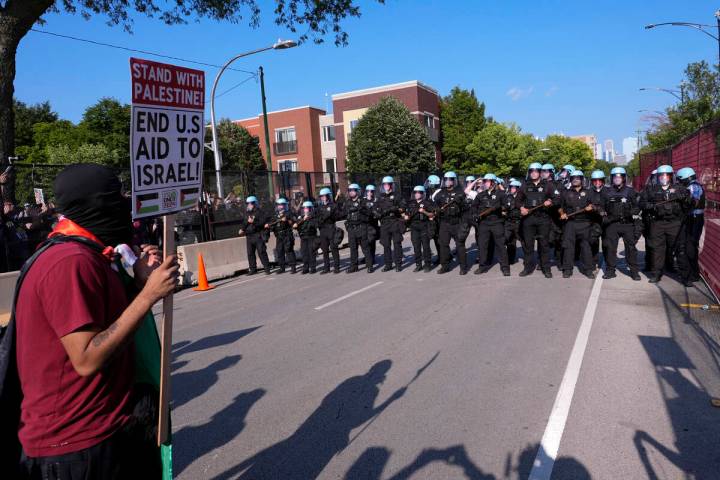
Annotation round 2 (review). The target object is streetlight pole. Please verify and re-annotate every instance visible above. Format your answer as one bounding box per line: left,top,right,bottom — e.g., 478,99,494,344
209,39,296,198
639,87,684,102
645,14,720,68
259,66,275,199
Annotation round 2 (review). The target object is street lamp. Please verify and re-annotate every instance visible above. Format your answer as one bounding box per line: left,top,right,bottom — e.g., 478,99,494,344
639,86,685,102
210,39,297,198
645,11,720,67
637,109,667,115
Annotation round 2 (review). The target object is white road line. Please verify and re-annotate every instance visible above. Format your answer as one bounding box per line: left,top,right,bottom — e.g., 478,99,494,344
529,274,604,480
314,281,384,311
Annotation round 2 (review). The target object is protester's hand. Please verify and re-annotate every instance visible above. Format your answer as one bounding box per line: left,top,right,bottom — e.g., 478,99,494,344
140,255,179,304
25,223,32,230
293,223,298,229
238,229,245,236
520,207,529,216
264,223,270,229
585,205,594,211
543,199,552,207
133,245,162,286
419,207,425,213
560,213,568,221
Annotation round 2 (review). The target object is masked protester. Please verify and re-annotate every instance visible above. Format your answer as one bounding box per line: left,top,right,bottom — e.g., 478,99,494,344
403,186,436,272
294,201,319,274
516,162,557,278
434,171,468,274
675,167,705,286
339,184,373,273
239,196,271,275
374,177,405,272
600,167,641,281
270,198,297,274
640,165,691,283
558,170,597,279
7,163,178,480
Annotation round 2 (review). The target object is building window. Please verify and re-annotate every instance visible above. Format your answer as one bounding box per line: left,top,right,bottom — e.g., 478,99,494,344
322,125,336,142
424,114,433,128
278,159,298,172
325,158,336,173
349,120,359,132
274,127,297,155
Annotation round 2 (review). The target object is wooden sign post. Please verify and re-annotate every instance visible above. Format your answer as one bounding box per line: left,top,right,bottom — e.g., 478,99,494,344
157,213,176,445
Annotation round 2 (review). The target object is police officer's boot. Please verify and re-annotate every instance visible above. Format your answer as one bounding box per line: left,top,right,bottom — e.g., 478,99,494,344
290,265,297,274
413,263,423,272
423,265,431,273
437,265,450,274
543,269,553,278
459,266,468,275
278,265,286,274
382,263,394,272
367,265,374,273
347,264,358,273
519,265,535,277
602,269,616,279
333,266,341,274
395,264,402,272
502,267,511,277
265,266,272,275
630,270,641,281
563,270,572,278
320,267,330,275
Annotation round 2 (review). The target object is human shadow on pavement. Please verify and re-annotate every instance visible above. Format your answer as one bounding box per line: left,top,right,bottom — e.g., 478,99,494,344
172,355,242,410
512,442,591,480
174,326,262,358
174,388,266,477
211,359,407,480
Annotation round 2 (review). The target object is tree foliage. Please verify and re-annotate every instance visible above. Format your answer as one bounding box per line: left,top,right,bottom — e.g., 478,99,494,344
464,122,539,177
14,99,58,149
440,86,486,171
346,97,437,173
206,119,265,171
537,134,595,174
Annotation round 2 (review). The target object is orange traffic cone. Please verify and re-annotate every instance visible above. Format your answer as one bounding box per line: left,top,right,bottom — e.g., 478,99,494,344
193,253,215,291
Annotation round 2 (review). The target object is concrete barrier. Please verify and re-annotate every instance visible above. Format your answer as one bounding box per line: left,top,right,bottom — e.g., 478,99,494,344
0,271,20,326
177,222,348,286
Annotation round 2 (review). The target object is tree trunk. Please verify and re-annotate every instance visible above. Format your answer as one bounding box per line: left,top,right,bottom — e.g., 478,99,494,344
0,0,54,203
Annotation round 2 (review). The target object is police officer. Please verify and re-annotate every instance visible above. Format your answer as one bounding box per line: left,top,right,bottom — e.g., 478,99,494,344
434,171,468,274
375,176,405,272
403,185,436,272
503,179,523,264
588,170,607,271
641,169,658,273
542,163,564,269
473,173,510,276
426,175,442,265
270,198,297,274
516,163,556,278
600,167,641,281
462,175,482,264
316,187,341,274
640,165,690,283
559,170,596,279
294,200,319,274
676,167,705,286
364,184,379,268
340,183,373,273
557,164,575,189
541,163,556,183
239,196,271,275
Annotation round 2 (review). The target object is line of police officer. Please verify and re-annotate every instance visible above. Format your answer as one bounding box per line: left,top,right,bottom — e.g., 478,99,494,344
236,163,705,285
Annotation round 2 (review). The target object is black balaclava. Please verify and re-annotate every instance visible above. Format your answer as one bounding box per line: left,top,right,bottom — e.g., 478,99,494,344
54,163,132,246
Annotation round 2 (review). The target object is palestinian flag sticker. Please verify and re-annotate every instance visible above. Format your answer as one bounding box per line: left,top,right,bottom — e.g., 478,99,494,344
136,192,160,215
180,187,200,207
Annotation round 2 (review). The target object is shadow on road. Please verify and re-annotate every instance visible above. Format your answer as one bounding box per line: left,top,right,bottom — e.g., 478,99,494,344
174,388,266,477
172,354,242,410
173,326,262,358
633,283,720,477
211,359,408,480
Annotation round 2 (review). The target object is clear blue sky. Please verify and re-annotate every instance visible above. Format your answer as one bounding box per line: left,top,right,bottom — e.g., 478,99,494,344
15,0,720,156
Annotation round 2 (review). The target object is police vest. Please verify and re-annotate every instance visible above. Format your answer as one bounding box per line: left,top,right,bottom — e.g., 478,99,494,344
650,185,687,220
345,199,367,224
523,182,548,208
273,211,293,233
605,186,636,223
408,200,430,224
475,190,503,220
437,190,463,220
563,188,593,220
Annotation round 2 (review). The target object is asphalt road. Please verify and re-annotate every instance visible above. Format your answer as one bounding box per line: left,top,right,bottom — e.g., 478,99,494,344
166,234,720,479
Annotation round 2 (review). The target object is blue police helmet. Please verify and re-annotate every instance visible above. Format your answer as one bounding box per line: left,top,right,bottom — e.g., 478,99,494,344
246,195,258,204
382,176,394,184
465,175,476,183
510,179,522,187
483,173,497,181
562,164,575,172
348,183,361,191
657,165,673,174
570,169,584,178
427,174,441,186
610,167,626,176
444,171,458,179
497,178,505,184
365,184,376,191
528,162,543,170
413,185,426,193
591,170,605,180
275,198,288,205
676,167,696,180
542,163,555,172
302,201,314,208
319,187,333,197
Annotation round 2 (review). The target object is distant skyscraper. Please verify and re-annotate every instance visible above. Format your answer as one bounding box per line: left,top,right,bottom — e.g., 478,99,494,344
603,139,615,162
595,143,603,160
571,134,597,157
614,154,627,165
622,137,638,162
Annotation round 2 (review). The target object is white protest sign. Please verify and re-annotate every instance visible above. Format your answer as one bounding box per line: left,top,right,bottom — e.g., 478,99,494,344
130,58,205,219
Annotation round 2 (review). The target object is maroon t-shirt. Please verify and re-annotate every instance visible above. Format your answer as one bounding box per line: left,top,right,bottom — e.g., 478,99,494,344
15,242,135,457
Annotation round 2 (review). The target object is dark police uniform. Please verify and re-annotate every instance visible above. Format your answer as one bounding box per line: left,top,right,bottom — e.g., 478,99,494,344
640,183,690,281
515,179,556,275
560,187,596,276
434,186,468,273
473,188,509,274
588,186,606,270
601,184,640,277
239,209,271,274
270,209,297,273
405,197,437,271
296,213,319,274
677,180,705,283
503,190,522,264
364,194,379,267
375,190,406,271
339,196,373,272
316,201,341,273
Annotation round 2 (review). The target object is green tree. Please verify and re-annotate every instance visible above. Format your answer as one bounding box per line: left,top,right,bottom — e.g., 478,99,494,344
206,119,265,171
465,122,540,177
78,98,130,168
14,99,57,149
0,1,385,195
440,86,486,171
346,97,436,173
538,135,595,173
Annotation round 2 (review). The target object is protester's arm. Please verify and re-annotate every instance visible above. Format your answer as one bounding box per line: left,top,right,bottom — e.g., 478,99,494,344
60,255,178,377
